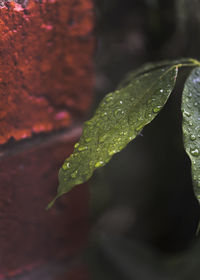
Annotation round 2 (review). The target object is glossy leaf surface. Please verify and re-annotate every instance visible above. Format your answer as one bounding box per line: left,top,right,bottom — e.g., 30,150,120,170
48,65,178,208
182,67,200,202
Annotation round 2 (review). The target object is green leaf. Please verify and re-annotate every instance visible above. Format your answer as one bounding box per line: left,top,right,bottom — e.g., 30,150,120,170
47,65,178,209
182,67,200,202
118,58,198,89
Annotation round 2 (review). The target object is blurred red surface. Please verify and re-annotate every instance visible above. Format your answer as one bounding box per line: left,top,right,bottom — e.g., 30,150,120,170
0,134,89,278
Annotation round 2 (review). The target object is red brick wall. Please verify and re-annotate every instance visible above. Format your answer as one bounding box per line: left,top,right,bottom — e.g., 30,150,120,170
0,0,94,278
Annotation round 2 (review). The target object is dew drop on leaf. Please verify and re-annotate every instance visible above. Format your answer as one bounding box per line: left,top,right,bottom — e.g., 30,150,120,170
190,134,196,141
62,162,70,170
114,109,124,118
78,146,88,151
153,105,162,113
108,149,117,156
183,109,191,117
95,161,104,168
190,148,199,157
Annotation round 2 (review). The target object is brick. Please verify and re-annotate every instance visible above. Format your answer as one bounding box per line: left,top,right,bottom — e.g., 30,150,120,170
0,0,94,144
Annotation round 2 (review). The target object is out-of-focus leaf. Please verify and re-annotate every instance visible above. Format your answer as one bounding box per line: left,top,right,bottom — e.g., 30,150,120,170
182,67,200,202
47,65,178,208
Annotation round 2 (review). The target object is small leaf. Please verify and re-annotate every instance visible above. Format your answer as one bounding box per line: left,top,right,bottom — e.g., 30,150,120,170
47,65,178,208
182,67,200,202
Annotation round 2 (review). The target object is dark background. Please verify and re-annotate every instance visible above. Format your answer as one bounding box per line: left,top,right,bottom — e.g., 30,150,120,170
88,0,200,279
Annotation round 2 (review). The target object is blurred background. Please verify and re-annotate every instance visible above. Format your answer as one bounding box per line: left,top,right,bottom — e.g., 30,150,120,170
87,0,200,279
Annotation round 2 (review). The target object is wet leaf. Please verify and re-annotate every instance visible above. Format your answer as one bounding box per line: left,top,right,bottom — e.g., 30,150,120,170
47,65,178,208
182,67,200,202
118,58,197,89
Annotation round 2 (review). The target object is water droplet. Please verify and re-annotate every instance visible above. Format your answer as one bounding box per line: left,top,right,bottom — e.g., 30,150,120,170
115,109,124,118
63,162,70,170
74,143,79,148
160,89,163,93
78,145,88,151
194,102,198,106
145,111,152,118
105,95,114,103
183,110,191,118
120,131,128,136
119,101,123,104
153,106,162,113
190,148,199,156
190,134,196,141
108,149,117,156
71,170,78,178
188,92,192,98
101,111,108,118
95,161,104,168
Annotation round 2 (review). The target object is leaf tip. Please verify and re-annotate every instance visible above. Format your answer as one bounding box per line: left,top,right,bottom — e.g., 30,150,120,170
46,196,58,210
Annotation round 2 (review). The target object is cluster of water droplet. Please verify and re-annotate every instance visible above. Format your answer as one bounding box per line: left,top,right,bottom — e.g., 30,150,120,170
182,68,200,192
58,66,179,194
183,81,200,159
